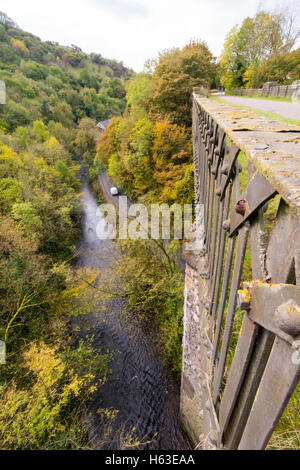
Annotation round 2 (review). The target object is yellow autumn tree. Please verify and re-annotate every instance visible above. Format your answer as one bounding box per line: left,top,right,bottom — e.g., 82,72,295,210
10,38,30,57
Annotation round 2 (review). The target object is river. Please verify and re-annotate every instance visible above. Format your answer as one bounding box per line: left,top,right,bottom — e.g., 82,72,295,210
75,173,191,450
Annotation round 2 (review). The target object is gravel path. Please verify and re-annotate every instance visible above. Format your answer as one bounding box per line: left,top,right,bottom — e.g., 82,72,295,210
221,95,300,121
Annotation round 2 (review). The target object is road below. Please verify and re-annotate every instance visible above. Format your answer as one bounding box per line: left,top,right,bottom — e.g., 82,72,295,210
221,95,300,121
98,171,133,206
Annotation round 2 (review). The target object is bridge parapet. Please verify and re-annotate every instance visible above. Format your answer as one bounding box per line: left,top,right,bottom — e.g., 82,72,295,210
180,93,300,449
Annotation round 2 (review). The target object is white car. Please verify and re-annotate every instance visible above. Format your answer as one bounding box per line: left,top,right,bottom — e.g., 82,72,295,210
110,186,119,196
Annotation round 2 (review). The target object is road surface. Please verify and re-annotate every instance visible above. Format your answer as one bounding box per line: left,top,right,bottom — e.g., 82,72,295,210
221,95,300,121
98,171,133,206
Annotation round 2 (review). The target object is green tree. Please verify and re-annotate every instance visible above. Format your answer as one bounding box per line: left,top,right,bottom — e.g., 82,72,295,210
220,9,300,89
74,117,97,165
150,41,216,126
244,48,300,88
126,72,153,120
32,120,50,143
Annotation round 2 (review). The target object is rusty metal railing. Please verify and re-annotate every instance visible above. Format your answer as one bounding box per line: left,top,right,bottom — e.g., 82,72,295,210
182,92,300,450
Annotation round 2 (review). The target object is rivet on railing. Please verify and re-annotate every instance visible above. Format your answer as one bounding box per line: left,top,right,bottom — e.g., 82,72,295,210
222,219,230,231
235,199,248,216
274,300,300,337
221,163,229,175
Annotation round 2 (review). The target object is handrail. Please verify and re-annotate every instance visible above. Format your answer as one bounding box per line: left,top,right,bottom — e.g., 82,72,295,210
180,92,300,450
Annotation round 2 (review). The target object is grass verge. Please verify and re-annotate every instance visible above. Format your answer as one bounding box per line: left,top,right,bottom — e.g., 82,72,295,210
210,96,300,127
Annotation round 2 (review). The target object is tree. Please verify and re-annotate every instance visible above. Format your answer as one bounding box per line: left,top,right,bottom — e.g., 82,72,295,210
32,120,50,142
126,72,153,120
126,118,154,195
150,41,216,127
74,117,97,165
244,47,300,88
220,9,300,89
10,38,29,57
97,117,122,168
0,11,18,29
152,119,192,203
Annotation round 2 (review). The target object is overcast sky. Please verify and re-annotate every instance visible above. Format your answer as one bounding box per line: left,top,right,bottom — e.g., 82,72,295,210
0,0,297,71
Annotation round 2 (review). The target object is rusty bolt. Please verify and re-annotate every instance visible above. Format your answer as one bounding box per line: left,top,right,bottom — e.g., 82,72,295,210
274,299,300,337
222,218,230,232
235,199,248,216
237,289,251,312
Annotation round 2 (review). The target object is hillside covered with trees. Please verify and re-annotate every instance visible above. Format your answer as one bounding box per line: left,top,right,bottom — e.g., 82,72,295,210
0,2,299,451
0,12,132,449
96,41,217,373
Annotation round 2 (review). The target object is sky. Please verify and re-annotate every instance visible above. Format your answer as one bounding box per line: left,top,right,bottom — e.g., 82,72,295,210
0,0,297,71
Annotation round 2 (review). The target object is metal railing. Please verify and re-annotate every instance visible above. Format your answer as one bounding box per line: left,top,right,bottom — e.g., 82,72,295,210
182,92,300,450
